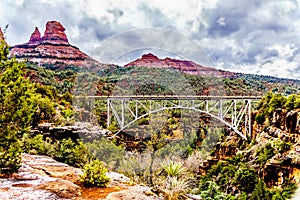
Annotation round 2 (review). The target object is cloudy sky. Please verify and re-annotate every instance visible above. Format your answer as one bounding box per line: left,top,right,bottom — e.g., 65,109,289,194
1,0,300,79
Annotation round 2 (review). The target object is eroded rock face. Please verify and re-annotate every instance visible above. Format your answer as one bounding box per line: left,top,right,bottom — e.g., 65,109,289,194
286,111,298,133
36,179,80,199
124,53,235,77
42,21,68,43
0,154,82,200
29,27,41,43
10,21,104,70
33,122,112,142
106,185,163,200
0,154,162,200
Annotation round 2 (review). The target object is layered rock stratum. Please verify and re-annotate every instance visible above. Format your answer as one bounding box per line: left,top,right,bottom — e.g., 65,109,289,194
10,21,103,69
0,154,161,200
124,53,235,77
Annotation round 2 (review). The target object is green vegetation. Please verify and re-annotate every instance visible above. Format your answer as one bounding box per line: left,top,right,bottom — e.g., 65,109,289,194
79,159,110,187
257,92,300,120
160,160,186,177
85,137,125,171
54,138,89,168
197,153,297,200
21,133,89,168
1,32,300,199
0,41,36,174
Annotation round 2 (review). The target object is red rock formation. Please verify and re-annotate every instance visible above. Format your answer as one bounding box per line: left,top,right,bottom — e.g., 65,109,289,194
41,21,68,44
124,53,235,77
10,21,105,70
28,27,41,43
141,53,159,60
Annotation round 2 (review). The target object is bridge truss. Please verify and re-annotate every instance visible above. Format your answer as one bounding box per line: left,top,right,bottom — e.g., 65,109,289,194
90,95,261,139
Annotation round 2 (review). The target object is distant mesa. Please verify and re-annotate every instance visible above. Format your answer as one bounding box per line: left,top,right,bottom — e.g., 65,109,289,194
124,53,235,77
10,21,103,69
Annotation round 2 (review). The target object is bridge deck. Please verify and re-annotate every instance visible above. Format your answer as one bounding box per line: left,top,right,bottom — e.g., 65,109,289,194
80,95,263,100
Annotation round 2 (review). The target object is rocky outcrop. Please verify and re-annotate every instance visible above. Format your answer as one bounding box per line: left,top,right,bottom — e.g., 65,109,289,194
33,122,112,142
42,21,68,44
0,154,82,199
0,154,162,200
29,27,41,43
10,21,105,70
124,53,235,77
106,185,163,200
286,111,298,133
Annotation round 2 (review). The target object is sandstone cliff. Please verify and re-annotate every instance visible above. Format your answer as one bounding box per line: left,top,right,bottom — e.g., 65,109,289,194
10,21,104,70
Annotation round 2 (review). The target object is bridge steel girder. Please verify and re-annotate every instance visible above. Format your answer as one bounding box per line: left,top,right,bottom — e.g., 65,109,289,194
105,97,258,139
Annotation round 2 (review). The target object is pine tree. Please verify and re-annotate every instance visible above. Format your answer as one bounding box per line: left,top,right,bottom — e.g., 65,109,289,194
0,37,36,174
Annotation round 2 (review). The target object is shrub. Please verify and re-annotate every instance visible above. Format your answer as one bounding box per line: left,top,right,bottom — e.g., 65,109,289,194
21,133,49,155
273,140,292,154
85,137,124,171
255,143,275,167
161,160,186,177
162,176,189,200
54,138,89,168
0,140,22,174
198,181,227,200
31,96,56,126
79,159,110,187
255,113,265,125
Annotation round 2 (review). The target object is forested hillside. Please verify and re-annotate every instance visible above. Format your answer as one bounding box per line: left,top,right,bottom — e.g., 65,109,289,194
1,33,300,199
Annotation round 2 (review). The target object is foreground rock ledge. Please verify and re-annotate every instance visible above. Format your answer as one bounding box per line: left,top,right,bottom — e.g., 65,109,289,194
0,154,162,200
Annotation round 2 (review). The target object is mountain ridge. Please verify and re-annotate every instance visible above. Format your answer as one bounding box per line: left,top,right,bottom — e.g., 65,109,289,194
5,21,300,87
124,53,236,77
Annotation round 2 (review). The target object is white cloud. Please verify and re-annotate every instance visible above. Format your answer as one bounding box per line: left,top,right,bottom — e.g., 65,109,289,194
217,17,226,26
268,44,297,58
1,0,300,79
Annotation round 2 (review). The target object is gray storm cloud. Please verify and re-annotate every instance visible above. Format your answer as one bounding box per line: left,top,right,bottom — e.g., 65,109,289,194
0,0,300,79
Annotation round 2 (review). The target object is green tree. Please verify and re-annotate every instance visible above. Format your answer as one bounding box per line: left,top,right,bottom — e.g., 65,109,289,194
0,40,36,174
250,180,271,200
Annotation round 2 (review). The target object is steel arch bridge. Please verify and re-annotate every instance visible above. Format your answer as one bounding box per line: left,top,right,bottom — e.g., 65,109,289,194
86,95,262,139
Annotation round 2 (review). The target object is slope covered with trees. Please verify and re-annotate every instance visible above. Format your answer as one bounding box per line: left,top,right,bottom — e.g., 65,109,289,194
1,31,300,199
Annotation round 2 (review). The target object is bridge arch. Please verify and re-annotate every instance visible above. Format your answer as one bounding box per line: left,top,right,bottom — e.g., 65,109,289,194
112,106,247,139
104,96,259,140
